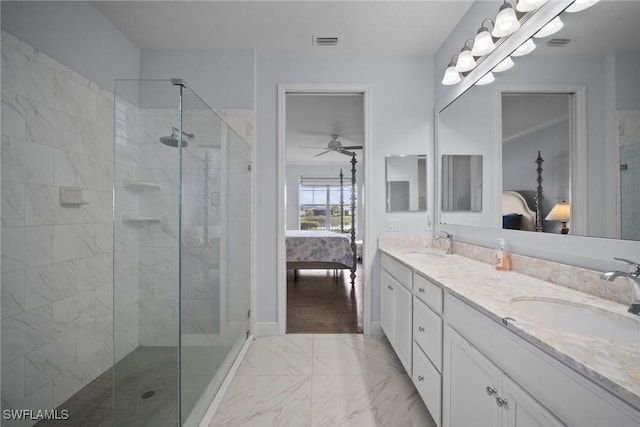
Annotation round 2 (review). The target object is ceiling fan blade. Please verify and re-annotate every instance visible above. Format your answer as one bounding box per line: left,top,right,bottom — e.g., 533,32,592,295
341,145,363,150
314,150,331,157
338,149,356,156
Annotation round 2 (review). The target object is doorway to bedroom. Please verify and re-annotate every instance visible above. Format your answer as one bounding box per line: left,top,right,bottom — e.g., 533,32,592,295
277,85,369,334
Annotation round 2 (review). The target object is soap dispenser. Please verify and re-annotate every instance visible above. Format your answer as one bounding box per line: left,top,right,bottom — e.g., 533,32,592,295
496,238,513,271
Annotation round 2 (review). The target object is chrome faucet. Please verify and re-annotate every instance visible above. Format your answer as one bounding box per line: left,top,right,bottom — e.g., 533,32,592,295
600,258,640,315
435,231,454,255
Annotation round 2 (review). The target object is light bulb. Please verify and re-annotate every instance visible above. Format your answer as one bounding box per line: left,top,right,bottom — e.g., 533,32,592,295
512,39,536,57
442,66,462,85
476,72,496,86
534,16,564,38
493,56,514,73
455,48,477,73
472,28,496,56
492,2,521,38
516,0,548,12
566,0,599,13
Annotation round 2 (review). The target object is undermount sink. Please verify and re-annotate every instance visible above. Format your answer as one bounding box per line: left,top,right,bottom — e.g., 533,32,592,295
510,297,640,344
401,251,446,260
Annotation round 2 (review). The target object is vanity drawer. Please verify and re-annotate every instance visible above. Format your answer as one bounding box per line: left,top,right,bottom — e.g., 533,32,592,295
414,272,443,314
381,253,412,290
413,342,442,427
414,297,443,372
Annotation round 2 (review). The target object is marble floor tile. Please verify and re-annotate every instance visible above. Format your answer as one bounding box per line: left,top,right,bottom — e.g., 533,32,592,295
312,335,405,375
210,375,312,427
310,374,434,427
237,335,313,376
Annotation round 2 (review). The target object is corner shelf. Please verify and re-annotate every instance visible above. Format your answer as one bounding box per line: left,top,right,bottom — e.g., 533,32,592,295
122,214,161,224
123,180,162,192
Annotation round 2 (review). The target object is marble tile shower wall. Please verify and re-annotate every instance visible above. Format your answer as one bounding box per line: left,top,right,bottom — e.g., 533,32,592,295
0,31,124,418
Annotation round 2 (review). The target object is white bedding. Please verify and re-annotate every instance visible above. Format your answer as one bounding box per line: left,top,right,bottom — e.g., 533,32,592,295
285,230,354,268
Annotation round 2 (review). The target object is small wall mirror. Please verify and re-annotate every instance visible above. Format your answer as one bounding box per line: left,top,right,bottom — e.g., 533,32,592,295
385,155,427,212
441,155,483,212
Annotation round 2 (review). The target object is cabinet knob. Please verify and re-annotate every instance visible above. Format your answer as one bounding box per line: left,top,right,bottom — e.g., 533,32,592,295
417,375,424,382
387,285,394,290
485,386,497,396
496,397,508,408
418,326,425,332
418,287,425,293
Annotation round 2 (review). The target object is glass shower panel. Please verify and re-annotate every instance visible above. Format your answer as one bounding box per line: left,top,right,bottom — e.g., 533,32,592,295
179,89,251,425
113,79,181,426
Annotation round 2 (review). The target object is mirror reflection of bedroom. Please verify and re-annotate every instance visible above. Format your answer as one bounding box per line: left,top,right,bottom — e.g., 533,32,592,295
284,92,365,334
502,93,571,234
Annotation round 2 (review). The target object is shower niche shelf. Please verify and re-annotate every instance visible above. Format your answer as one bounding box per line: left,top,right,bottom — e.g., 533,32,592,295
123,180,162,192
122,214,161,224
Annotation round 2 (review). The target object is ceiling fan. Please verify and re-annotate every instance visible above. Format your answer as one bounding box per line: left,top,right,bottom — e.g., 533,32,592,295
306,135,363,157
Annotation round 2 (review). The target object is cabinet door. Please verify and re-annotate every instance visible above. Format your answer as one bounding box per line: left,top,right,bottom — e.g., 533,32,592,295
501,376,565,427
443,326,501,427
381,270,395,344
394,282,413,375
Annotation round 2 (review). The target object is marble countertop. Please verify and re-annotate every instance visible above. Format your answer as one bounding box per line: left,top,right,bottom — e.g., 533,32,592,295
379,244,640,410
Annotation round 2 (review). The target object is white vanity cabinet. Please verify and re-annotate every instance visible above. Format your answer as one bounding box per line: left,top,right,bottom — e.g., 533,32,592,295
443,325,563,427
380,254,413,375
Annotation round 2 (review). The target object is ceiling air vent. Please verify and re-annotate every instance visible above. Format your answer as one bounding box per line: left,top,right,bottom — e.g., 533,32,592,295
546,38,571,47
313,36,339,47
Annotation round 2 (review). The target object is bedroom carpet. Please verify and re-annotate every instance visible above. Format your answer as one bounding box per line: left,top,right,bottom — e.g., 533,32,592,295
286,263,363,333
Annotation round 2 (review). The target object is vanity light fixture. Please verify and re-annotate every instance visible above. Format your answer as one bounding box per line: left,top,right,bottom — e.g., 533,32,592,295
545,201,571,234
566,0,600,13
534,16,564,38
516,0,548,13
455,40,477,73
512,38,536,57
492,1,521,38
442,56,462,85
476,72,496,86
493,56,515,72
472,19,496,56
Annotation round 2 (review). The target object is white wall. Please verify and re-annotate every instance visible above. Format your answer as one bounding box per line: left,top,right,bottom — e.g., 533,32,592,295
256,52,433,333
140,48,255,109
1,1,141,90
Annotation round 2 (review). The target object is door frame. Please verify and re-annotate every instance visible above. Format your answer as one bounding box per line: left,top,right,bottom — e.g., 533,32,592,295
277,83,372,335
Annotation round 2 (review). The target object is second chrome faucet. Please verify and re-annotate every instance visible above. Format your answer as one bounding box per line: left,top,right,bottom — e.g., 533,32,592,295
435,231,454,255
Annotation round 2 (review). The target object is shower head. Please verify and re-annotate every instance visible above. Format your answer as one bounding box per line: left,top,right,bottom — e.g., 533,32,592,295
159,127,194,148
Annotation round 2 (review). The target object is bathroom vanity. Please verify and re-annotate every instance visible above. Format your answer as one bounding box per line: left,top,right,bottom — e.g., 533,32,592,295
379,243,640,427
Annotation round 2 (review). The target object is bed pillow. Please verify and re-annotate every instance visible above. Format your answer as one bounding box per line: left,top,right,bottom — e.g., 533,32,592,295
503,213,523,230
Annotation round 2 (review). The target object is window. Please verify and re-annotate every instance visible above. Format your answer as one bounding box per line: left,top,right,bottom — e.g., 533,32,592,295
299,179,354,233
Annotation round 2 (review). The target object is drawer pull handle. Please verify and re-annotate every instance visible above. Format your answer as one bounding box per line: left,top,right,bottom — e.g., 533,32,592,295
418,326,425,332
496,397,508,407
418,287,425,293
387,285,394,290
485,386,497,396
417,375,424,382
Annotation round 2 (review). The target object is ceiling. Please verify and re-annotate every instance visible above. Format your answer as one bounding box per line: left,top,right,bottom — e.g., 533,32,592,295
91,1,473,56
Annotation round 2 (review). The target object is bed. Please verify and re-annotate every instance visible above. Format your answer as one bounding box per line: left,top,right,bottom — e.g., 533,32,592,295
286,230,355,271
502,191,536,231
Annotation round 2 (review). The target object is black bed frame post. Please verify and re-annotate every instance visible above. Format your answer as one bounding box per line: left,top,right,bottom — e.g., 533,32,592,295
340,169,344,233
350,154,357,287
535,151,544,232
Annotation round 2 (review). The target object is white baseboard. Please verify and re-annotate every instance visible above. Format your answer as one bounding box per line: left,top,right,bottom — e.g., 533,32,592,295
255,322,281,336
369,321,383,336
197,334,254,427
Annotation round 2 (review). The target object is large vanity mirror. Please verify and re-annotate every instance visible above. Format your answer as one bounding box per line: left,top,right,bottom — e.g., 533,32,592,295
385,155,427,212
437,0,640,241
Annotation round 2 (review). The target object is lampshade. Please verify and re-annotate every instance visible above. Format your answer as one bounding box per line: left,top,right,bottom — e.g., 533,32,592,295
472,21,496,56
492,2,521,38
476,72,495,86
455,41,477,72
534,16,564,38
493,56,514,73
545,201,570,221
512,39,536,57
442,65,462,85
566,0,599,13
516,0,548,12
